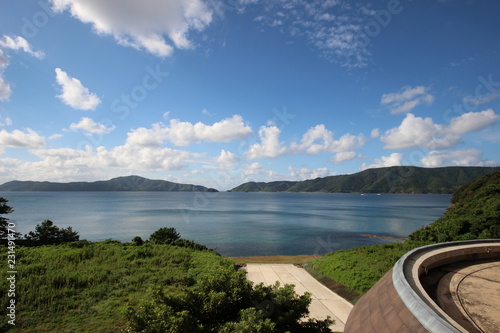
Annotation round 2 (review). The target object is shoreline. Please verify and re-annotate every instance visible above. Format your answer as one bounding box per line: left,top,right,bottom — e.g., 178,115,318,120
227,254,321,265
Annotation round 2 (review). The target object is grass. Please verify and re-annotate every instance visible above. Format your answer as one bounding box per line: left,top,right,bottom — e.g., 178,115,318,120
0,241,232,333
309,241,431,295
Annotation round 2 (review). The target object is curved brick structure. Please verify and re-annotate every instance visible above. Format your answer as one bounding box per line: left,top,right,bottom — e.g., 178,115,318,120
344,240,500,333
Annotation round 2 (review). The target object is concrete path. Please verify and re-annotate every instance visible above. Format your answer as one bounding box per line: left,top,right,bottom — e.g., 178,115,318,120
244,264,353,332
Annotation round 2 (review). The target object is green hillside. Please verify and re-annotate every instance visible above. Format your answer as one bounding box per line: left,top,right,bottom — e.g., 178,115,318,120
230,166,500,194
311,171,500,296
409,170,500,241
0,175,217,192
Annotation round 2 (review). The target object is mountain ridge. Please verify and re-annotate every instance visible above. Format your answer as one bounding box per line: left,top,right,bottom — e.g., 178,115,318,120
0,175,218,192
230,166,500,194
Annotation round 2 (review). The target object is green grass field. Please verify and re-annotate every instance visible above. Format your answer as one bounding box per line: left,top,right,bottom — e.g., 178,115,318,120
1,241,231,332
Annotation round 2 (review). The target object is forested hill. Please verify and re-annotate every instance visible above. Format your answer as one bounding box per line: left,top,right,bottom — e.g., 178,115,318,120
409,170,500,241
230,166,500,194
0,175,218,192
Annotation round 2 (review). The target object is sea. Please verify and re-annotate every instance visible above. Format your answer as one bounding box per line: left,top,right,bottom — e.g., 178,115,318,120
2,192,451,257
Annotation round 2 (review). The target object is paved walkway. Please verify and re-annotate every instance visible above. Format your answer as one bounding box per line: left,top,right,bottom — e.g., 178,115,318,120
244,264,353,332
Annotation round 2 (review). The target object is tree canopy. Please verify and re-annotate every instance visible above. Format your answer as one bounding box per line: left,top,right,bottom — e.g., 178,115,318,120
409,171,500,242
24,219,80,245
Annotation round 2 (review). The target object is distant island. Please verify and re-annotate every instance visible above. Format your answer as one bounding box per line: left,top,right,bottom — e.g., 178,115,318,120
230,166,500,194
0,175,218,192
1,166,499,193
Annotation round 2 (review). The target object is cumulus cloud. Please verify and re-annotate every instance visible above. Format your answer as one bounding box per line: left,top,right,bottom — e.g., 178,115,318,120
214,149,240,169
380,110,499,150
0,128,45,151
421,149,498,167
290,125,366,155
330,151,358,164
68,117,115,134
167,115,252,145
55,68,101,110
361,152,403,170
245,126,288,159
381,86,434,114
126,115,252,147
447,109,499,135
50,0,213,57
28,144,193,174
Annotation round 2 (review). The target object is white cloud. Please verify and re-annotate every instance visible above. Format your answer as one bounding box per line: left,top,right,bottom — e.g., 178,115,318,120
242,162,265,176
0,128,45,150
126,115,252,147
69,117,116,134
0,36,44,100
287,166,333,180
202,108,216,116
250,0,372,67
421,149,498,167
214,150,240,169
380,110,499,150
381,86,434,114
290,125,366,155
0,35,45,59
447,109,499,135
463,91,500,105
49,133,63,140
246,126,288,159
126,123,165,147
0,76,11,101
0,116,13,127
370,128,380,138
26,144,194,176
361,152,403,170
55,68,101,110
330,151,357,164
0,50,7,67
380,113,451,150
167,115,252,145
50,0,213,57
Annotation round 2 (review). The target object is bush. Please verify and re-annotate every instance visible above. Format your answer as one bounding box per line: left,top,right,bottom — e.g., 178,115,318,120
124,265,334,332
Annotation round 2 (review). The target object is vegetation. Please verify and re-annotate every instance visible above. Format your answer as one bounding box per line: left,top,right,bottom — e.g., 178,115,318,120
310,241,431,296
409,171,500,242
0,215,333,332
311,171,500,296
24,219,80,246
0,197,19,241
0,175,218,192
230,166,499,194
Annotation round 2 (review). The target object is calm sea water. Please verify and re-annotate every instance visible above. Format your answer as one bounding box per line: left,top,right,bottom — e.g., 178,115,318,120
2,192,451,256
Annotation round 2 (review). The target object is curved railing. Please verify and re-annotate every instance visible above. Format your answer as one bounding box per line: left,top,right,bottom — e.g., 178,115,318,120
392,240,500,333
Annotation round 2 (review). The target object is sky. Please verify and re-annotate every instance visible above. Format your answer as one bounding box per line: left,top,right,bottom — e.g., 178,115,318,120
0,0,499,190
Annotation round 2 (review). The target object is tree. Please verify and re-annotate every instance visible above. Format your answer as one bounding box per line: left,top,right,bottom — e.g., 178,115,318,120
148,227,181,245
131,236,144,246
0,197,19,241
24,220,79,246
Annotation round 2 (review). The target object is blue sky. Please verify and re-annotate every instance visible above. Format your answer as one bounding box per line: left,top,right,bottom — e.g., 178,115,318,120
0,0,499,190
